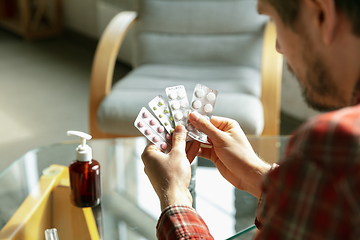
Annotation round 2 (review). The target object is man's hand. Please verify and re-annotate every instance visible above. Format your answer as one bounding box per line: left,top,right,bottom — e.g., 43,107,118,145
141,124,200,211
188,112,271,198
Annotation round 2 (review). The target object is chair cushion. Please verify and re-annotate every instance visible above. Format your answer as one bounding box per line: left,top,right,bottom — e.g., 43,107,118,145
133,0,268,69
97,64,264,135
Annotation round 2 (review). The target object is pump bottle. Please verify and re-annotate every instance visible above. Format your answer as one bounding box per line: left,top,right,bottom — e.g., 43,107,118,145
67,131,101,208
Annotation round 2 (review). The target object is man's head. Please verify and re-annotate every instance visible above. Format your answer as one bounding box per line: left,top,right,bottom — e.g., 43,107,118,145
258,0,360,111
267,0,360,37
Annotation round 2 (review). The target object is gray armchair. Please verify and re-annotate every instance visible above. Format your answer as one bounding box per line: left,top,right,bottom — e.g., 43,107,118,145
89,0,283,139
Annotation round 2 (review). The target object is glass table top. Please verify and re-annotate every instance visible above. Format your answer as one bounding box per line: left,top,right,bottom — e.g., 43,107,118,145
0,136,290,240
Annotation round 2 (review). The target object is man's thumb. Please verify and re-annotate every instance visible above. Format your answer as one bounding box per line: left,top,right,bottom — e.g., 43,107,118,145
188,112,221,141
171,124,187,152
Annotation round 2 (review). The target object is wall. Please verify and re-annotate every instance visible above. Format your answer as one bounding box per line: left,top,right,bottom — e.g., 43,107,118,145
62,0,99,39
97,1,134,65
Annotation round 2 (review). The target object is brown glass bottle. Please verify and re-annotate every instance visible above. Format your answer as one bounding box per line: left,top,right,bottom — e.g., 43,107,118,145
69,159,101,208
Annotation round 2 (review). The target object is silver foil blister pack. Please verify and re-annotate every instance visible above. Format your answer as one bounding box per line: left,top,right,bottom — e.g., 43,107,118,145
134,107,172,153
148,95,175,135
187,84,218,143
135,84,218,151
165,85,191,127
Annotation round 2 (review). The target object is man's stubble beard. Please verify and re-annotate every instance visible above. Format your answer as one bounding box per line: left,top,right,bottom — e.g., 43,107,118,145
287,40,348,112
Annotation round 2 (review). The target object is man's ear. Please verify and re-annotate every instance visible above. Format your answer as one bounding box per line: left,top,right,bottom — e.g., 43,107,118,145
304,0,337,45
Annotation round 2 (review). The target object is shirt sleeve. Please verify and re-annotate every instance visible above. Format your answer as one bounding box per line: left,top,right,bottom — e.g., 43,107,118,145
156,205,214,240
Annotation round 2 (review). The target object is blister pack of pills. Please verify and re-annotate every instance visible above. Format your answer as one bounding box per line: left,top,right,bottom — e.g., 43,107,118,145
165,85,191,127
135,84,218,150
187,84,218,144
148,95,175,135
134,107,172,153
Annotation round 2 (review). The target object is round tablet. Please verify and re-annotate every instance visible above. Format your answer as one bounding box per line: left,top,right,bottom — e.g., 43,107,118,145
137,122,144,128
177,91,186,99
206,92,216,101
192,100,202,109
145,129,151,135
166,133,172,140
168,92,177,100
160,142,168,150
172,102,180,110
150,119,156,125
204,104,213,113
174,112,183,120
153,136,159,142
142,112,149,118
157,126,164,133
180,100,189,108
195,89,205,98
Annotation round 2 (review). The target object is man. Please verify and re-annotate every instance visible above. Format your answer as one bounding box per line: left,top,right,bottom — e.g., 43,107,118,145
141,0,360,239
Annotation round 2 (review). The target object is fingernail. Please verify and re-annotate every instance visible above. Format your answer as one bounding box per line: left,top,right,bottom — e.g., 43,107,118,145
189,111,201,121
175,124,185,133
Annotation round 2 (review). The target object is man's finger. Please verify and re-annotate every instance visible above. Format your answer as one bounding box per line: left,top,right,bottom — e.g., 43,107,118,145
171,124,187,153
188,112,223,140
186,140,201,163
141,142,161,160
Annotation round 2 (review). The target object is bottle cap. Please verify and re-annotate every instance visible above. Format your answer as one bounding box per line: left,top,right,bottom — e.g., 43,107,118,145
67,130,92,162
45,228,59,240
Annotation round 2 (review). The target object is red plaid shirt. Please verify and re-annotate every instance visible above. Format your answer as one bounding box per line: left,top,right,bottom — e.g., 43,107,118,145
255,104,360,239
157,96,360,239
157,205,214,239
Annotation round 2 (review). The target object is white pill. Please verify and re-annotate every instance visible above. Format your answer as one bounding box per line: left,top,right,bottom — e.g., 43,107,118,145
177,91,186,99
195,89,205,98
172,101,180,110
174,112,183,120
180,100,189,108
206,92,216,101
204,104,213,113
169,92,178,100
192,100,202,109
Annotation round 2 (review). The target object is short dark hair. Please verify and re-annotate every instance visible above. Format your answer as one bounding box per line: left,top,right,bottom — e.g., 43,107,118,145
267,0,360,36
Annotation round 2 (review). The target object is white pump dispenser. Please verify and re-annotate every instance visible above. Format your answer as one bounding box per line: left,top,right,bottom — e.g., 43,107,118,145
67,130,92,162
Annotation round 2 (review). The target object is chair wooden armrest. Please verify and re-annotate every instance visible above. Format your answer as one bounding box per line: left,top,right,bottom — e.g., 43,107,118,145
89,11,137,139
261,20,283,136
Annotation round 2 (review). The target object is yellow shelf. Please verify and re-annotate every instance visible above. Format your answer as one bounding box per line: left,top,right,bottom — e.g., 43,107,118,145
0,165,100,240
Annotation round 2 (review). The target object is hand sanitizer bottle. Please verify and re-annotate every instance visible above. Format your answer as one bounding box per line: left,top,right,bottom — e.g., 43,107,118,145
67,131,101,208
